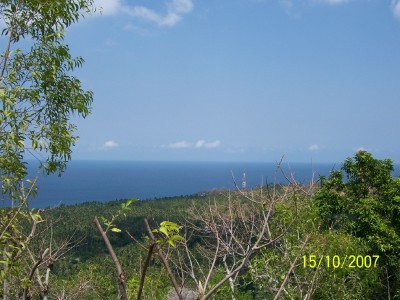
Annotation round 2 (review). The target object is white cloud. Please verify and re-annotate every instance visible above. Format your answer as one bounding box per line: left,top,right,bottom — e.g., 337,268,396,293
393,0,400,18
93,0,123,16
282,0,350,11
122,0,193,27
164,141,191,149
103,140,119,149
195,140,206,148
92,0,193,26
163,139,221,149
308,144,320,151
195,139,221,149
203,140,221,149
169,0,194,14
317,0,350,4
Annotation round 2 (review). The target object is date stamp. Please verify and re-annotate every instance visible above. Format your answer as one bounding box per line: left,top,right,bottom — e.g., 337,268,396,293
302,255,379,269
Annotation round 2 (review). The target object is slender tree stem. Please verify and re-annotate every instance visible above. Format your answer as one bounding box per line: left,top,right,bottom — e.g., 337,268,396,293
94,216,128,300
136,243,155,300
0,10,16,82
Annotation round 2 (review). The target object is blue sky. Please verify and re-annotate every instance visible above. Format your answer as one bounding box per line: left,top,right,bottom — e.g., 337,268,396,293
64,0,400,163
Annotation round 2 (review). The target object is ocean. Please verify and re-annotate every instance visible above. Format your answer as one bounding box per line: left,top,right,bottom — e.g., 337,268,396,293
22,160,399,208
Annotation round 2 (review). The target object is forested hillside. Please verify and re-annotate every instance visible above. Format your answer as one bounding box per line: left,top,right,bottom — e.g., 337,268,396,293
1,151,397,299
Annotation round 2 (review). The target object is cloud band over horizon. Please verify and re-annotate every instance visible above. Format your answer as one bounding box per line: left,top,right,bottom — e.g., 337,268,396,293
163,139,221,149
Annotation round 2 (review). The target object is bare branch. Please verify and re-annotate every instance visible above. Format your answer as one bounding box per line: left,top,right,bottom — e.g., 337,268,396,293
93,216,128,300
273,235,310,300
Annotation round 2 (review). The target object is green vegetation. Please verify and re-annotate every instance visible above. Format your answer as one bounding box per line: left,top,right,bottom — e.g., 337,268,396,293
1,0,93,298
5,151,397,299
313,150,400,299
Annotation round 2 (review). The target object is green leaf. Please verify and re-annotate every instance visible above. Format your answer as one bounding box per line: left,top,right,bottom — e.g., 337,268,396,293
169,235,185,242
166,235,184,248
111,227,121,233
126,198,137,206
31,213,42,222
159,226,169,237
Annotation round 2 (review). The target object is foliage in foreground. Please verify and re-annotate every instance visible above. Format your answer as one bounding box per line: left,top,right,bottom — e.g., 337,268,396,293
313,150,400,299
1,0,94,298
53,152,398,300
21,152,394,299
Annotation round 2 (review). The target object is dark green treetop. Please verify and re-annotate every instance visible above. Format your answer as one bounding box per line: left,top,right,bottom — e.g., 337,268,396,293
314,151,400,255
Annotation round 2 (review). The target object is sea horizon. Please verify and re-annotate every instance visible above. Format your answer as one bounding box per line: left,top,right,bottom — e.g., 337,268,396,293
20,160,400,208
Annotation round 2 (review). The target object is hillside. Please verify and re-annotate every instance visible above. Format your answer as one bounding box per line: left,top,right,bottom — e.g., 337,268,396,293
3,152,400,299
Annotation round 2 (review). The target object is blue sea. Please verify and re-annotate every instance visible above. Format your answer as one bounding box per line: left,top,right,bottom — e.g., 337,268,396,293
22,160,335,208
23,160,399,208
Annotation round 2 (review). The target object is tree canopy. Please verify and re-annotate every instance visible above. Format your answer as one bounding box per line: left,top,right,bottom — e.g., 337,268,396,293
0,1,94,297
314,150,400,255
0,0,94,198
314,151,400,298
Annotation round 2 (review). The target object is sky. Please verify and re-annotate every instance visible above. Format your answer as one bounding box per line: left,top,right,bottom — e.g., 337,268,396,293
61,0,400,163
